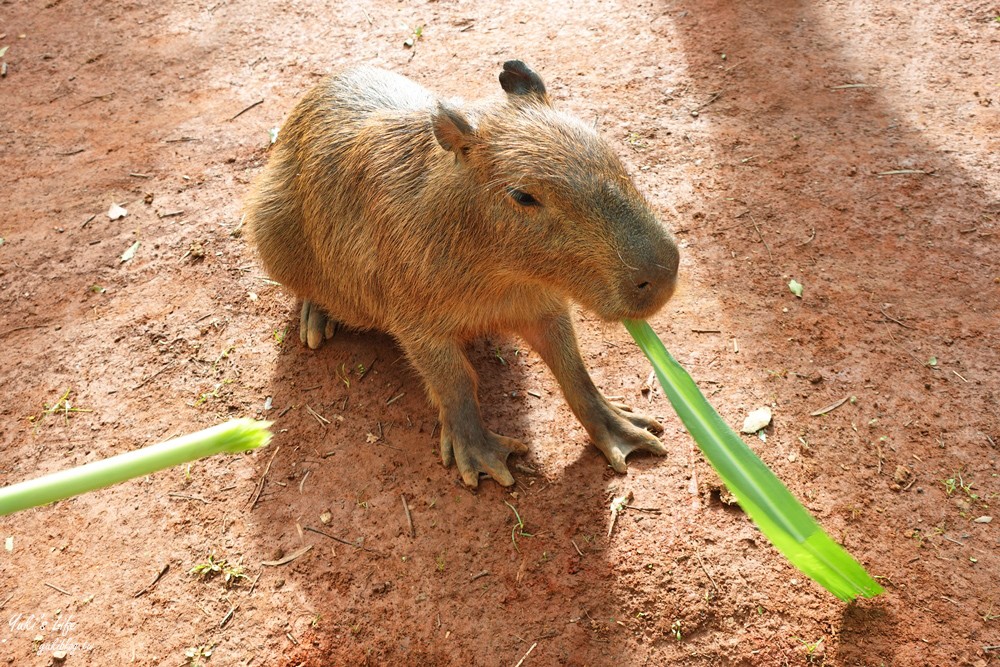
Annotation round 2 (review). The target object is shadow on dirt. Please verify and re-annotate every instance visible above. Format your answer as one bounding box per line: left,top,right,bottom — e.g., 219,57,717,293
663,0,997,663
247,299,627,664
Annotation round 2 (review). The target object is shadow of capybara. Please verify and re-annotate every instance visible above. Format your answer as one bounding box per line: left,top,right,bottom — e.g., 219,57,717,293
245,60,679,488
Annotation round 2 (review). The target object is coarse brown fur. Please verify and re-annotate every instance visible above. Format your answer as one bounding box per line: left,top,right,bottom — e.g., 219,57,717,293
245,60,679,488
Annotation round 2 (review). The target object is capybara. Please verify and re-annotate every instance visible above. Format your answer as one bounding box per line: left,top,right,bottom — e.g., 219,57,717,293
245,60,679,488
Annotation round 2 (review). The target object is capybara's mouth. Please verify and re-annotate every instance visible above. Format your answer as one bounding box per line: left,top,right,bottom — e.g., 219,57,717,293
619,269,678,320
624,287,676,320
587,280,677,322
632,282,677,318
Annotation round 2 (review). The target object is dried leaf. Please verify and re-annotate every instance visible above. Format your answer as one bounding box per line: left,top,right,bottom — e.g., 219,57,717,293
120,241,140,263
108,203,128,220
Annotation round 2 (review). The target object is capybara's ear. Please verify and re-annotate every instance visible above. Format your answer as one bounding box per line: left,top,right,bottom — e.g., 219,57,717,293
432,102,476,161
499,60,551,106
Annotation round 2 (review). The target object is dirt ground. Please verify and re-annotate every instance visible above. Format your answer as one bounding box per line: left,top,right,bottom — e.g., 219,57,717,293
2,0,998,665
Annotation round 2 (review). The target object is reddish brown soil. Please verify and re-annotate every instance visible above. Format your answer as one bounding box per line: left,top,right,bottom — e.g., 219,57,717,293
2,1,998,665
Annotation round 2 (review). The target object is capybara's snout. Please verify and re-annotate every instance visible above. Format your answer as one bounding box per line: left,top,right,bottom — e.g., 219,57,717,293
619,236,679,318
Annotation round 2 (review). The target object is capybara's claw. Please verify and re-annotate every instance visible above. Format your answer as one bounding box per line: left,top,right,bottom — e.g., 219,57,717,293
299,300,337,350
610,401,664,434
591,405,667,474
441,430,528,488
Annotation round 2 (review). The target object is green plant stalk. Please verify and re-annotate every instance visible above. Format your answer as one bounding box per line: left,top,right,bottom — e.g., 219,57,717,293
0,418,272,516
624,319,882,601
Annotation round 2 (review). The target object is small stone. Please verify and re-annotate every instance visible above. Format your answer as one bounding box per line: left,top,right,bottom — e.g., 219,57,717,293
893,465,912,485
52,651,68,662
973,516,992,524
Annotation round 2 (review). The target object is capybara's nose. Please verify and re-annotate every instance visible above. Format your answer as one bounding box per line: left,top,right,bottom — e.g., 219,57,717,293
629,243,679,315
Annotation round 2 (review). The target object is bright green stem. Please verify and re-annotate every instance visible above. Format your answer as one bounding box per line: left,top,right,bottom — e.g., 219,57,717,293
0,418,272,516
624,319,882,601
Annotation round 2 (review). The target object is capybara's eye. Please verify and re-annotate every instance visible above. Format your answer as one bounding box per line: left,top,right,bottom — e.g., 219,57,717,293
508,188,541,207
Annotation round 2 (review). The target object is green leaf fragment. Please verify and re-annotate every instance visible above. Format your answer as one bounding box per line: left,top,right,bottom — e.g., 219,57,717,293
0,418,272,516
624,319,882,601
788,279,804,297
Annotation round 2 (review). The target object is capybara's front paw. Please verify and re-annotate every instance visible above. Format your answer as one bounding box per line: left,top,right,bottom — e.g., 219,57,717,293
440,426,528,489
589,403,666,473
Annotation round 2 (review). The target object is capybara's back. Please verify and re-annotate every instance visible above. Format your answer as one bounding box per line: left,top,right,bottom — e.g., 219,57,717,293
246,61,679,488
246,66,443,334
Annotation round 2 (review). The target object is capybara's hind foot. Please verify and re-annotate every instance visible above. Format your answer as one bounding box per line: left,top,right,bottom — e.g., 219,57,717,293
440,428,529,489
299,300,338,349
591,403,666,474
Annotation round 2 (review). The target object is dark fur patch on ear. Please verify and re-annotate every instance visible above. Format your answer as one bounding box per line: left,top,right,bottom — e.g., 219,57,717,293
499,60,547,98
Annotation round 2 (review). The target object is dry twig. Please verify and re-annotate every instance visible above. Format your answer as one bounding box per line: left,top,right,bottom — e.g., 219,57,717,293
44,582,72,596
230,98,264,121
247,445,281,509
513,642,538,667
810,396,850,417
401,494,415,538
303,526,382,555
879,305,914,330
696,553,720,594
261,545,313,566
133,564,170,597
748,212,772,261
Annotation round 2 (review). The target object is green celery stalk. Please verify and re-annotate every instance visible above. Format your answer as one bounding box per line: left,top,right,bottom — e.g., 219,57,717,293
0,418,272,516
624,319,882,601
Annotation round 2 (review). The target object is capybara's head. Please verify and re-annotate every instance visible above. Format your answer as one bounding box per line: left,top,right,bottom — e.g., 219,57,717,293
431,60,679,321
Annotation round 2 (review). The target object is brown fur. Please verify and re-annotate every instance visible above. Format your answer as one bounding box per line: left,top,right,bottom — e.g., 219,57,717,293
245,61,679,487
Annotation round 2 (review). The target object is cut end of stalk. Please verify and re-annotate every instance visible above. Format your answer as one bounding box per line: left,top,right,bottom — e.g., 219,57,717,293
214,418,274,453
